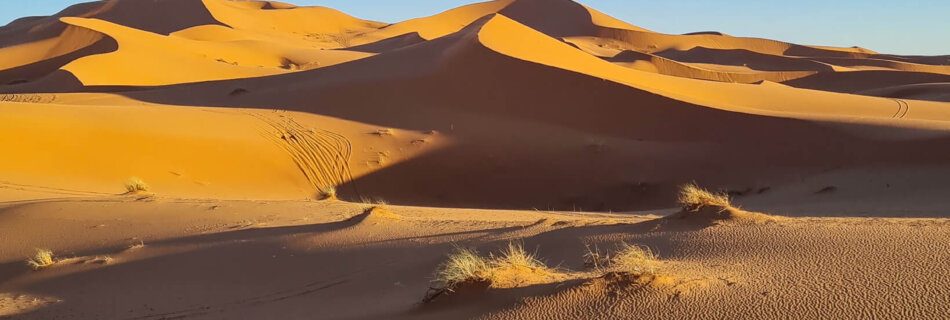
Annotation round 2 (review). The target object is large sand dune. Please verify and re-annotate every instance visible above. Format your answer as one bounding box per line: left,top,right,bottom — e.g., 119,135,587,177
1,0,949,319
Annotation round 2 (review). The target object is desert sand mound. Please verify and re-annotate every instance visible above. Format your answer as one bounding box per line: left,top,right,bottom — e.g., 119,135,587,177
4,7,950,208
1,0,950,318
857,82,950,102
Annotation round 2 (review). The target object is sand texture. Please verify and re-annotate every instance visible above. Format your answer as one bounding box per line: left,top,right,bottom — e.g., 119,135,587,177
1,0,949,319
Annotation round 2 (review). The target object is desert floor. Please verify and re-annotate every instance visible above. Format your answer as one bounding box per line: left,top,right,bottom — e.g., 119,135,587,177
2,0,950,319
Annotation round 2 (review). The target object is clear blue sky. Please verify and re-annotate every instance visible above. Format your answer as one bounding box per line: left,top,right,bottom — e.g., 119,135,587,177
2,0,947,55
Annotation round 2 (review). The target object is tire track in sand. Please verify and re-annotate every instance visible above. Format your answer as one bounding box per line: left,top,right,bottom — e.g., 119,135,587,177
891,99,909,119
245,111,356,198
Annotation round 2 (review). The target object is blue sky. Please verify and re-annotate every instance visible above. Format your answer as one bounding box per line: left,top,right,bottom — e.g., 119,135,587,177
2,0,947,55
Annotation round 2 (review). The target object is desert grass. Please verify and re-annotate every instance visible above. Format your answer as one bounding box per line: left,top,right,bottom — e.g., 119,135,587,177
359,196,388,205
319,186,337,200
583,244,612,271
428,242,555,302
433,247,493,289
372,128,395,136
125,177,150,193
677,182,731,212
491,242,548,270
89,256,114,264
26,249,55,270
584,243,658,276
612,243,658,275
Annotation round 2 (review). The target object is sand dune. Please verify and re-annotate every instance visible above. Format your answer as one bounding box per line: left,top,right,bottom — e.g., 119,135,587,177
857,82,950,102
1,0,949,319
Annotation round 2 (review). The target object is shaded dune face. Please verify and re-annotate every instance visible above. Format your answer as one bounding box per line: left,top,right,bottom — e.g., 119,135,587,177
4,2,950,320
0,26,118,86
498,0,598,37
0,0,223,87
0,0,223,47
0,0,949,210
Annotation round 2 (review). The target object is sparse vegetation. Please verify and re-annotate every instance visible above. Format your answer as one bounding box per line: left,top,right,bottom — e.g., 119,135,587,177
89,256,114,264
584,242,658,275
428,242,555,301
583,244,612,270
372,128,395,136
26,249,55,270
319,186,337,200
434,246,493,289
612,243,658,275
125,177,150,194
677,182,730,212
491,242,548,271
360,196,388,205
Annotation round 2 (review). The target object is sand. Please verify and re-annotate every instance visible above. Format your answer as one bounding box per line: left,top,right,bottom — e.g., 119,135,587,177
1,0,949,319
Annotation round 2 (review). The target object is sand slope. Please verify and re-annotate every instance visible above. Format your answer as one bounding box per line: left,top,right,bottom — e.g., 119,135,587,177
1,199,949,319
1,0,950,319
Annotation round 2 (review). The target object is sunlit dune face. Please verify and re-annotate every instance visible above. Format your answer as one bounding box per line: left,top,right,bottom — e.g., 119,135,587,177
0,1,949,319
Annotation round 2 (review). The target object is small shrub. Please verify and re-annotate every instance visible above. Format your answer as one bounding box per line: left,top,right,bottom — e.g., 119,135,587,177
427,243,557,303
360,196,388,205
677,183,730,211
319,186,337,200
612,243,658,275
431,243,551,290
372,128,394,136
125,177,150,193
26,249,55,270
492,242,546,270
90,256,114,264
433,247,492,289
583,244,612,270
583,243,658,276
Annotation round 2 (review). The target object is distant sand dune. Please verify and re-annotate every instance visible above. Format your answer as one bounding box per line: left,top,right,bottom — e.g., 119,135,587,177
1,2,950,318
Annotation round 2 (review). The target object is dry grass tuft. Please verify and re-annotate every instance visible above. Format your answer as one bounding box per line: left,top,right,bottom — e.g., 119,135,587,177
125,177,150,193
491,242,547,270
26,249,55,270
360,196,388,205
362,206,402,221
583,244,612,270
372,128,395,136
677,183,730,212
584,243,659,276
434,247,493,289
612,243,658,275
319,186,337,200
430,242,555,299
89,256,114,264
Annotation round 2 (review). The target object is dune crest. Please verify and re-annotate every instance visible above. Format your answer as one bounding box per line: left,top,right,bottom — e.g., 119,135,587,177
1,1,950,319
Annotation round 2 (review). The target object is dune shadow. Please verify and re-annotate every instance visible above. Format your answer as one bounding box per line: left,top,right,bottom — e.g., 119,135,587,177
653,47,834,72
782,70,950,93
345,32,426,54
0,36,118,87
2,217,658,319
402,279,588,320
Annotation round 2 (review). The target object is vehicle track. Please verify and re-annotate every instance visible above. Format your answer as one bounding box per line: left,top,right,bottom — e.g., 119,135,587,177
0,94,56,104
0,180,113,197
892,99,910,119
245,111,355,198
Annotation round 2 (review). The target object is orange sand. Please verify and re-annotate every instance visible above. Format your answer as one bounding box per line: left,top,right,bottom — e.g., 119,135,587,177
1,0,949,319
